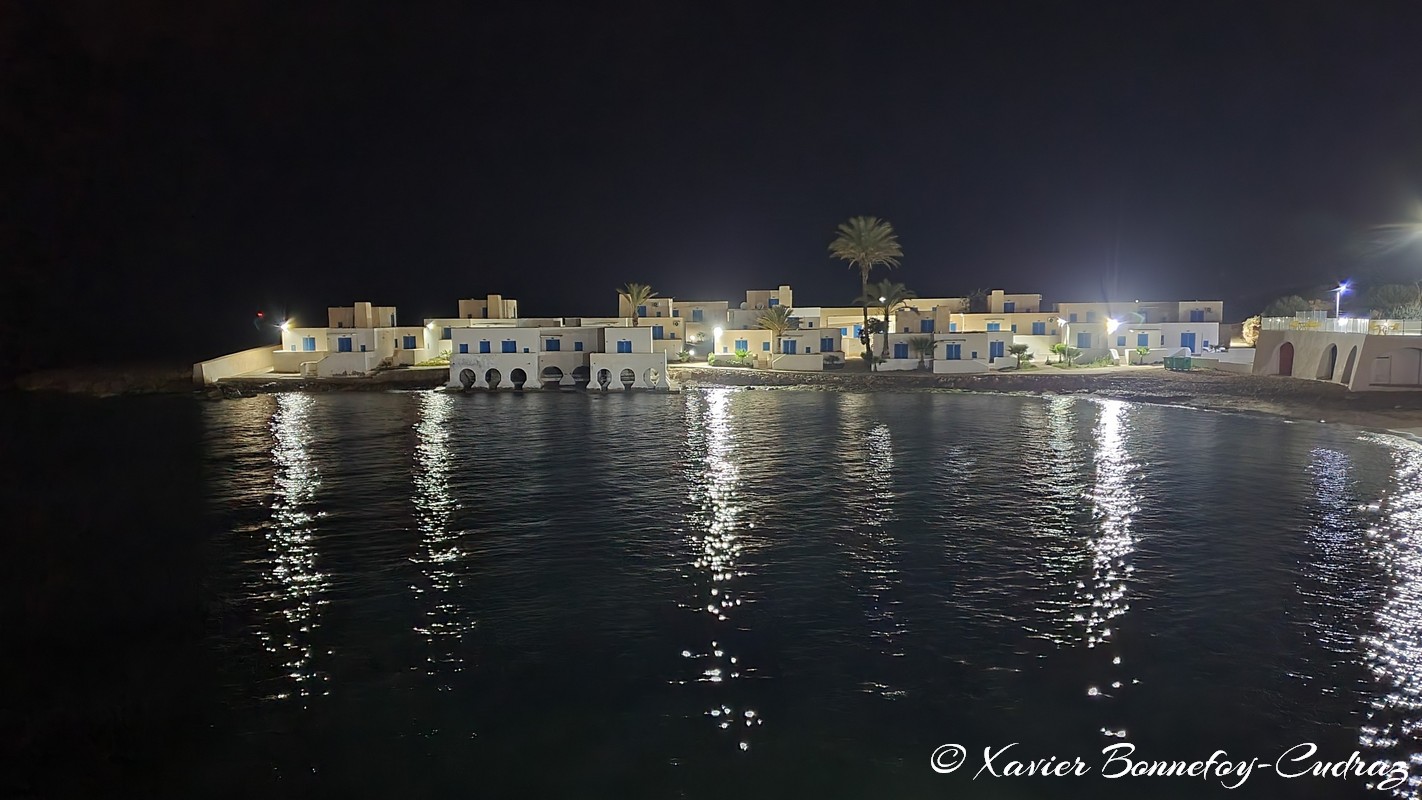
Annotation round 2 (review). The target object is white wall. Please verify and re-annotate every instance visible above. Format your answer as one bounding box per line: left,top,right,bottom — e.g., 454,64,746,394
448,352,540,389
192,346,275,384
317,351,381,377
589,353,670,390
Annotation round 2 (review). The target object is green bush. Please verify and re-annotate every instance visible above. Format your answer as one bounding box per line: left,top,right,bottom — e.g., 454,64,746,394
707,353,718,366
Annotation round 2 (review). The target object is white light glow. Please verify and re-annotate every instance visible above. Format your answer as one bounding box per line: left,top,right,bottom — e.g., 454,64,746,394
1105,318,1121,335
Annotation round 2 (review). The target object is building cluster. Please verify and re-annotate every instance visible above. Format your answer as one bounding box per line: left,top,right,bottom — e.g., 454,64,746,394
1253,312,1422,390
191,286,1234,389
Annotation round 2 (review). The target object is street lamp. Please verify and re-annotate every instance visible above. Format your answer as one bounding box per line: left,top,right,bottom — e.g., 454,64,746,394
1055,317,1069,364
1333,281,1350,318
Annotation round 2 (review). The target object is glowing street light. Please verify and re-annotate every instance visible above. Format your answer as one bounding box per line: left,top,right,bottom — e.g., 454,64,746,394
1105,318,1121,335
1333,281,1350,318
280,320,291,332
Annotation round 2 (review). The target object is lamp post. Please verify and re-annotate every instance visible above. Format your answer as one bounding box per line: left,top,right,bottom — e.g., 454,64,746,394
1333,281,1350,318
1056,317,1069,364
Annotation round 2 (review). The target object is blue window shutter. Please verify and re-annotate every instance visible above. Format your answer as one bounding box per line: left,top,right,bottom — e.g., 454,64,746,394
692,309,704,322
1069,313,1078,322
894,343,908,359
821,337,834,351
442,327,451,340
769,298,780,306
987,322,1000,332
637,305,647,317
1117,336,1126,347
574,341,583,352
502,340,516,353
762,341,770,351
672,309,680,317
1032,322,1045,336
853,324,862,338
1077,332,1091,349
546,338,560,351
403,335,416,349
1011,324,1017,333
479,340,491,354
459,343,468,354
1137,333,1148,347
1004,301,1015,313
921,319,934,333
651,325,664,340
949,322,957,332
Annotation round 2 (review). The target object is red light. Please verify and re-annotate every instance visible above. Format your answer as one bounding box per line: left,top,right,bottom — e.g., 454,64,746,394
257,311,264,317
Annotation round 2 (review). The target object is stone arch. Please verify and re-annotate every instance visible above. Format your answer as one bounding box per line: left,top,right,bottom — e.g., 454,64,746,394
596,368,611,389
541,365,565,388
644,366,661,387
459,368,476,389
619,368,636,389
510,368,528,389
1277,341,1295,376
1339,345,1359,385
485,368,502,389
571,365,591,388
1315,343,1337,380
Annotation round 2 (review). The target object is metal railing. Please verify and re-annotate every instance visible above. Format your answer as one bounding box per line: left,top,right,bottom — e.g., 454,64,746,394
1260,317,1422,335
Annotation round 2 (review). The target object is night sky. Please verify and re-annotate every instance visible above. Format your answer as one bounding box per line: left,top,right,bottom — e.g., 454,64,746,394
7,1,1422,370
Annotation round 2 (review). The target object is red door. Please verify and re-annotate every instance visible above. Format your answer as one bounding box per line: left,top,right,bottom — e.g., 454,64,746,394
1279,342,1294,376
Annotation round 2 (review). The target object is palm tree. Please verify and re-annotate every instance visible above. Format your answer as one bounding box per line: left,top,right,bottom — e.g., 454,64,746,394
828,216,903,370
908,335,935,370
618,282,657,327
858,280,917,360
757,306,793,370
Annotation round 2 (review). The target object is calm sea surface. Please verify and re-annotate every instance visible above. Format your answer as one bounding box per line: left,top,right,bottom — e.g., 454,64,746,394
6,388,1422,799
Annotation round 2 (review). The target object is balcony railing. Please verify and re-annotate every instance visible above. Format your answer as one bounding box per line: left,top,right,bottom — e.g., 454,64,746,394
1261,317,1422,335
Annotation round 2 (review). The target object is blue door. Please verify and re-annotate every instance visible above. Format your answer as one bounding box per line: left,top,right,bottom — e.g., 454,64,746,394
617,340,632,353
302,336,316,351
782,340,797,354
1137,333,1149,347
402,335,416,349
636,305,647,317
1190,310,1205,322
337,337,352,352
1003,301,1015,313
459,343,468,354
820,337,834,352
1077,332,1091,349
574,341,583,352
692,309,704,322
442,327,451,340
1032,322,1045,335
945,344,961,360
893,342,909,359
479,341,491,354
502,340,516,353
546,338,560,351
1180,332,1197,352
651,325,664,340
989,341,1005,361
920,319,934,333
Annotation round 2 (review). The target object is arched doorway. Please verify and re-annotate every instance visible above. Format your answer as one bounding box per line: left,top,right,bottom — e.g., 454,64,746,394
1315,344,1337,380
643,367,661,387
1340,345,1358,385
541,366,565,388
485,368,502,389
510,368,528,389
459,368,476,389
619,368,636,389
1278,342,1295,376
596,369,611,389
571,365,591,388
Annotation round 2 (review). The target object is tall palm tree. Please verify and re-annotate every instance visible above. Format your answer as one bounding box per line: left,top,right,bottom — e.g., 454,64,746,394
858,279,917,360
757,306,793,370
618,282,657,327
828,216,903,371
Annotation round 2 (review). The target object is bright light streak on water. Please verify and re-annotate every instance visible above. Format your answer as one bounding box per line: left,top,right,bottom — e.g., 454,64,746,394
259,392,330,703
411,391,472,684
1358,435,1422,797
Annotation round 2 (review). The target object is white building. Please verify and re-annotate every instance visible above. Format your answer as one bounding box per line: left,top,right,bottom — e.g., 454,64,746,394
1254,315,1422,390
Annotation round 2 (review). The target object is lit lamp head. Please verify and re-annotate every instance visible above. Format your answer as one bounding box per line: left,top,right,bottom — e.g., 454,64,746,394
280,320,291,332
1105,318,1122,335
1056,317,1068,326
879,296,887,303
713,326,724,339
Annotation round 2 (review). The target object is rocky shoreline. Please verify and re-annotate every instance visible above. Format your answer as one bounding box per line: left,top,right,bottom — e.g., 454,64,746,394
15,362,1422,435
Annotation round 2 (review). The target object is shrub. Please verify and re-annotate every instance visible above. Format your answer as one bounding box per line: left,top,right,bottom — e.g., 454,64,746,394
707,353,718,366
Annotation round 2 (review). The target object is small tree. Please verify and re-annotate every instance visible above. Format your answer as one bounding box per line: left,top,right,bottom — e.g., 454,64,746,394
908,335,935,369
757,306,794,369
1007,343,1030,368
1051,342,1081,365
1242,315,1261,346
1134,346,1151,365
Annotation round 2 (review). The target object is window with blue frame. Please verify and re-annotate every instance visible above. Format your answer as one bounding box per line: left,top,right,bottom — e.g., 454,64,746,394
1190,310,1205,322
769,298,780,306
459,343,469,354
651,325,664,340
1004,301,1016,313
945,344,962,360
502,340,516,353
1137,333,1149,347
574,341,583,351
617,340,632,353
692,309,704,322
302,336,316,351
782,340,797,354
921,319,934,333
989,341,1005,361
1011,324,1018,333
338,337,352,352
734,339,748,351
1077,332,1091,349
949,322,958,332
762,341,770,351
442,327,451,340
1032,322,1045,335
1117,336,1127,347
1069,313,1078,322
986,322,1001,331
853,324,863,339
402,335,417,349
893,342,909,359
546,338,560,351
820,337,834,352
840,327,848,336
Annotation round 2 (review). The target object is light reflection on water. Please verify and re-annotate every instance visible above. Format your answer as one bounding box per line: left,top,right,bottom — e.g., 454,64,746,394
680,388,761,748
837,392,906,698
1357,435,1422,797
259,393,330,703
411,391,472,685
1080,399,1140,738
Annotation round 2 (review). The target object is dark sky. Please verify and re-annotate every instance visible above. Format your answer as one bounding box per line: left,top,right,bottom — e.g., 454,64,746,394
6,1,1422,368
